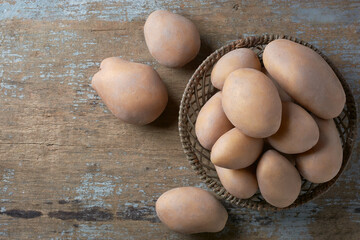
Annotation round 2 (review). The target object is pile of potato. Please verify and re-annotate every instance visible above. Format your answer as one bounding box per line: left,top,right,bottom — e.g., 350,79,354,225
91,9,346,235
196,39,345,209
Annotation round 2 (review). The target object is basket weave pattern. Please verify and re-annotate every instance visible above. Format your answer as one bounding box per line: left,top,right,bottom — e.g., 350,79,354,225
178,34,357,210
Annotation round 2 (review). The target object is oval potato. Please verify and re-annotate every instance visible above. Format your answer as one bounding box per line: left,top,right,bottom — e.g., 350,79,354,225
144,10,201,67
211,128,263,169
92,57,168,125
222,68,282,138
263,39,345,119
296,118,343,183
156,187,228,234
195,92,233,150
216,165,258,199
268,102,319,154
211,48,261,90
257,150,301,208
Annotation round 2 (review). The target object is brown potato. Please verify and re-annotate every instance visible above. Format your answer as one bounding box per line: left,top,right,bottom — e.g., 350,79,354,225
257,150,301,208
156,187,228,234
195,92,233,150
268,102,319,154
262,67,292,102
296,118,343,183
263,39,345,119
211,48,261,90
222,68,282,138
211,128,263,169
144,10,201,67
215,165,258,199
91,57,168,125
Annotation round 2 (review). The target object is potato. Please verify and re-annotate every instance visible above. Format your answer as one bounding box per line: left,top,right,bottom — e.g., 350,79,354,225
262,67,292,102
222,68,282,138
263,39,345,119
257,150,301,208
215,165,258,199
144,10,201,67
211,48,261,90
91,57,168,125
156,187,228,234
195,92,233,150
268,102,319,154
211,128,263,169
296,118,343,183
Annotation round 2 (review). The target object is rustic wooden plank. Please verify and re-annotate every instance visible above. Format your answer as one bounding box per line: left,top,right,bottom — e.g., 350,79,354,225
0,0,359,239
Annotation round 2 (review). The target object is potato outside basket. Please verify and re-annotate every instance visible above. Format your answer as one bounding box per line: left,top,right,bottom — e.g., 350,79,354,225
178,34,357,210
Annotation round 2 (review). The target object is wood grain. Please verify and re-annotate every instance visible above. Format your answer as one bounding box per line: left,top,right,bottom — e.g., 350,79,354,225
0,0,359,239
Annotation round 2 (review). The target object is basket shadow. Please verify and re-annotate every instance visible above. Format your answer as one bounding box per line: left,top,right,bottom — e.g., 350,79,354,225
147,93,179,129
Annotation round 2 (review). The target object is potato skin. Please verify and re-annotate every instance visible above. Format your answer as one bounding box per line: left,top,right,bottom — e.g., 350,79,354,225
211,48,261,90
222,68,282,138
156,187,228,234
195,92,233,150
263,39,345,119
144,10,200,67
262,67,292,102
215,166,258,199
268,102,319,154
296,118,343,183
91,57,168,125
257,150,301,208
211,128,263,169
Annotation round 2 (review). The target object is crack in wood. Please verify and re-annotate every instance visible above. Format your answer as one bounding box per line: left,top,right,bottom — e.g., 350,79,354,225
0,206,161,223
0,209,43,219
90,29,126,32
48,207,113,221
116,206,159,223
58,199,81,204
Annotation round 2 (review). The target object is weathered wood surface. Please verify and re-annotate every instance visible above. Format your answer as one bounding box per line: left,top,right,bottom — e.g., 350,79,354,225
0,0,359,239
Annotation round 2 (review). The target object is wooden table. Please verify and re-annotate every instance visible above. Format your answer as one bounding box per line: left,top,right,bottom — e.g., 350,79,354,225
0,0,359,239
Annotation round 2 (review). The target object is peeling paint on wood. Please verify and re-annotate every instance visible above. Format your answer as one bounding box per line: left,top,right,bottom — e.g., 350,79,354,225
0,0,359,239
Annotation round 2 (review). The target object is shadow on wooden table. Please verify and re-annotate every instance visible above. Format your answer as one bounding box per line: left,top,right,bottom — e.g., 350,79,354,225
172,210,249,239
187,219,240,240
148,94,179,129
182,37,215,72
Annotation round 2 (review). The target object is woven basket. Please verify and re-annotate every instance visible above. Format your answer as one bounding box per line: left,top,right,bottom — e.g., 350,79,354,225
178,34,357,210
